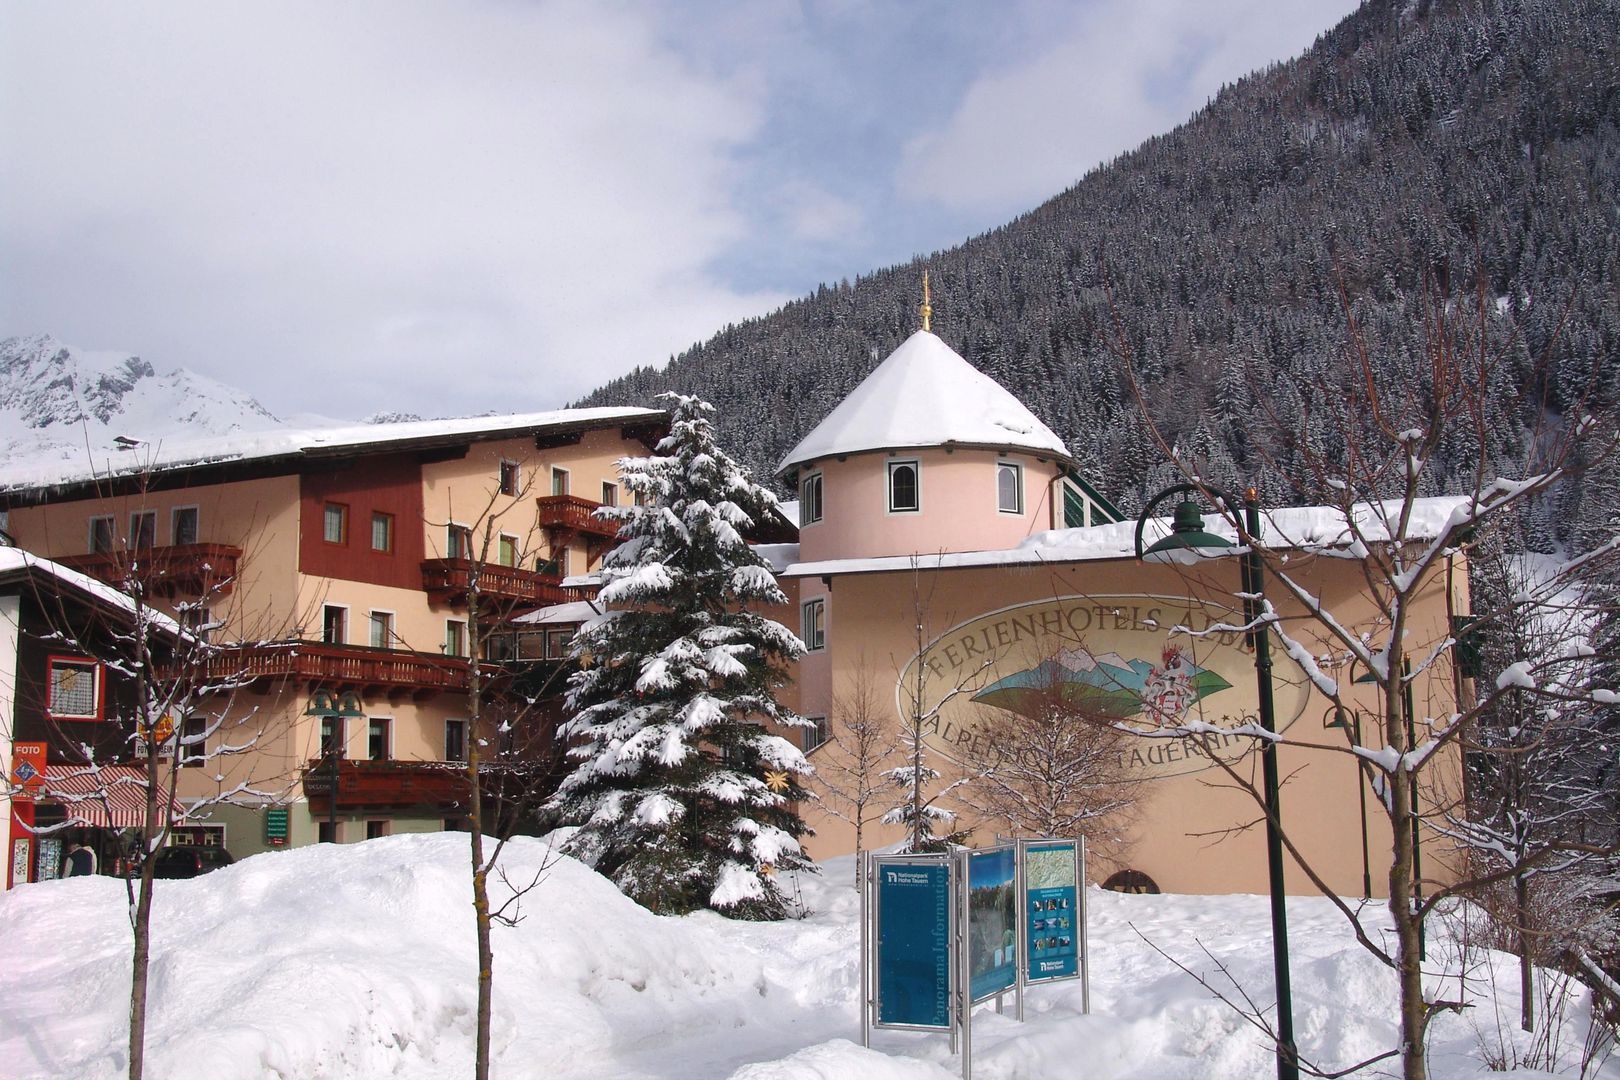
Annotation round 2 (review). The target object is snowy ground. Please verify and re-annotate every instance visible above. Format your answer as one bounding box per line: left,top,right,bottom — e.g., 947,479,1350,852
1,833,1611,1079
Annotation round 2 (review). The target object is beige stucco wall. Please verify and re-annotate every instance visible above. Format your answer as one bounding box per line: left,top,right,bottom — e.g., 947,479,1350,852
4,474,304,639
795,447,1064,563
795,550,1467,897
421,428,639,576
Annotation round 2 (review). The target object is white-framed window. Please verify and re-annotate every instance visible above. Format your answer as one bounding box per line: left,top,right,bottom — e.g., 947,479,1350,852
323,503,348,544
368,610,394,649
497,534,519,567
802,716,830,754
551,467,570,496
371,511,394,553
171,506,200,546
800,471,823,525
368,717,391,761
47,657,101,719
88,515,115,554
552,546,570,578
887,460,920,514
320,715,346,758
180,716,208,767
545,628,573,659
444,719,468,762
446,523,471,560
601,481,618,507
499,460,521,497
129,510,156,549
445,619,467,657
180,604,214,641
997,461,1023,514
801,598,826,652
322,605,347,645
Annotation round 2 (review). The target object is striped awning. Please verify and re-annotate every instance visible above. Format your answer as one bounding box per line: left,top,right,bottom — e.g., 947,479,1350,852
39,765,186,829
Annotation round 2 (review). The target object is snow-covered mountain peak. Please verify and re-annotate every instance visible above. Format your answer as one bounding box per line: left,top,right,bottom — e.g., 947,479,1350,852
0,333,286,472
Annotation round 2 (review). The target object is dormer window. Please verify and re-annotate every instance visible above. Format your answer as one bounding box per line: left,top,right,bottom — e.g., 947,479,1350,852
801,471,823,525
887,460,920,514
997,462,1023,514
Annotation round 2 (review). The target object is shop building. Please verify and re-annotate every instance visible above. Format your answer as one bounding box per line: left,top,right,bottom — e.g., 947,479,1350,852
1,548,187,888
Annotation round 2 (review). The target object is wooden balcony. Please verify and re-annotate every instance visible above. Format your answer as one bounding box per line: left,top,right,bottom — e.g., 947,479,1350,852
536,495,620,540
301,757,559,814
420,558,573,609
56,543,243,597
187,640,497,695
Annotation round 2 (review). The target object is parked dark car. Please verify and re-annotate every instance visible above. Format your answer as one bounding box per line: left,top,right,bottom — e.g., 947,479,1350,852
151,845,235,879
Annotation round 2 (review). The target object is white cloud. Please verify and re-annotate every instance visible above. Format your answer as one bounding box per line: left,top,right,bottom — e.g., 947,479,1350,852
898,0,1355,214
778,181,865,243
0,1,787,415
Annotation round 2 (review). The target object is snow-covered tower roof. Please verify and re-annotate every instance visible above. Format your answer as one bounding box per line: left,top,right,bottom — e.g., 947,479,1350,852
776,329,1073,475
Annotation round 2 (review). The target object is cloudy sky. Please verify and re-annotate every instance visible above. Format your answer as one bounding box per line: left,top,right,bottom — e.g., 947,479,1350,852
1,1,1355,421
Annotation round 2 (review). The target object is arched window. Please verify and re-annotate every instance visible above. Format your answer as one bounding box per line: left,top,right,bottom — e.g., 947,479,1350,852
887,460,920,513
997,461,1023,514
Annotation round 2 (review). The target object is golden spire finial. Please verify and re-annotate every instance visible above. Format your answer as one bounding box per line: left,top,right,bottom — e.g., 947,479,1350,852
920,270,933,332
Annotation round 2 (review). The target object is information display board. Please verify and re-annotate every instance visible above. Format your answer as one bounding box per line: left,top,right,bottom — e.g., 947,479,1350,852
1021,840,1081,984
966,845,1017,1003
873,855,954,1030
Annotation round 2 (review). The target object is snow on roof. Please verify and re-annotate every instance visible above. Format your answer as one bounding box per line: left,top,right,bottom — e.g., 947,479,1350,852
512,600,602,626
776,330,1071,474
0,547,181,634
0,406,665,493
751,544,799,573
782,497,1471,578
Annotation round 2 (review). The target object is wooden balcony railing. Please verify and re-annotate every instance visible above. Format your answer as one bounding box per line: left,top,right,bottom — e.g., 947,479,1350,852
56,543,243,597
301,757,560,813
535,494,621,540
184,640,496,693
420,558,574,608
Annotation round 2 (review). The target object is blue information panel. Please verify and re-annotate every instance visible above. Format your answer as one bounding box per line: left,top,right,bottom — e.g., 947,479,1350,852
875,858,953,1029
967,846,1017,1003
1023,841,1080,983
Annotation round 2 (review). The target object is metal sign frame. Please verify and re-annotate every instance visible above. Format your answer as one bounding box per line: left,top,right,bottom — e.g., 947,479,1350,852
963,844,1018,1006
1014,837,1090,1020
864,851,957,1037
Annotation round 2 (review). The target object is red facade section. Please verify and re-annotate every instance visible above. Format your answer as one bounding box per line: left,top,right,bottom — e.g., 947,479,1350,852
299,454,426,589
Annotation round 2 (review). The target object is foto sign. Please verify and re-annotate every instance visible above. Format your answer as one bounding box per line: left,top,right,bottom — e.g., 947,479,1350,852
966,845,1017,1003
1021,839,1082,984
873,854,953,1031
10,742,46,792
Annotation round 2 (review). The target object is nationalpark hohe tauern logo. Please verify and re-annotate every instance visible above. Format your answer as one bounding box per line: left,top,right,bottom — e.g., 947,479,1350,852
902,595,1312,779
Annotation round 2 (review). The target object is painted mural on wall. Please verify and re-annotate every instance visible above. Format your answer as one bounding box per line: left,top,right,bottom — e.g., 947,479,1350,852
901,595,1314,779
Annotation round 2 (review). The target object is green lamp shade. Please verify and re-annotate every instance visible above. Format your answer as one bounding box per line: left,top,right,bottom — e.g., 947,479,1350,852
1141,499,1234,561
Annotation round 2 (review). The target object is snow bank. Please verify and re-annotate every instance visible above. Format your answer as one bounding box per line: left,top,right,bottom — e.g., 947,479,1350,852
0,838,1599,1079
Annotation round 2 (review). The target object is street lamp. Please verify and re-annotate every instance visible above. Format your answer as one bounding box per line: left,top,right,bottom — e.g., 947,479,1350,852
306,690,365,842
1135,483,1298,1080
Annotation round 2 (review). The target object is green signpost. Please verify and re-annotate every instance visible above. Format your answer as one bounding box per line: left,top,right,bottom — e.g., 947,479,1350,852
265,807,289,847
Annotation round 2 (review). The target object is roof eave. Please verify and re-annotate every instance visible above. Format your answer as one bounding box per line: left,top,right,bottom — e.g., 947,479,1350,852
778,438,1076,478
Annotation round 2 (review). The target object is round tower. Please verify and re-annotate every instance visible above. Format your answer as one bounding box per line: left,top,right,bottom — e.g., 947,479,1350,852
778,302,1073,563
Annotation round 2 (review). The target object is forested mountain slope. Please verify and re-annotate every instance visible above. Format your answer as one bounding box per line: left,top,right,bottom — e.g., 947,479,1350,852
579,0,1619,544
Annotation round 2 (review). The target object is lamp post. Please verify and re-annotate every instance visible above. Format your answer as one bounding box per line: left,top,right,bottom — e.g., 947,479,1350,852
306,690,365,842
1135,483,1298,1080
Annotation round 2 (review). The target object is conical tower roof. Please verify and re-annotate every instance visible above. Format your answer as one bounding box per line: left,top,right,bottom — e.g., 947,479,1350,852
777,329,1072,474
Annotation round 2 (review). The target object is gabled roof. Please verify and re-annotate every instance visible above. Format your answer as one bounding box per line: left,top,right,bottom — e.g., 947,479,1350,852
0,407,666,497
777,330,1072,475
0,547,182,636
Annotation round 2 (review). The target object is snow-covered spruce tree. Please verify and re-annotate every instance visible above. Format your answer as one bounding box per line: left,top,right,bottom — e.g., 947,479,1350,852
551,394,813,918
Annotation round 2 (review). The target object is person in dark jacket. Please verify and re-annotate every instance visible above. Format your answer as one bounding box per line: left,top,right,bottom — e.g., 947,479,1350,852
63,841,97,877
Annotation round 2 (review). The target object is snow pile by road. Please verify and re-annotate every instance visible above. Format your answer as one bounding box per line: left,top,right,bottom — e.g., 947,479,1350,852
0,833,1606,1079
